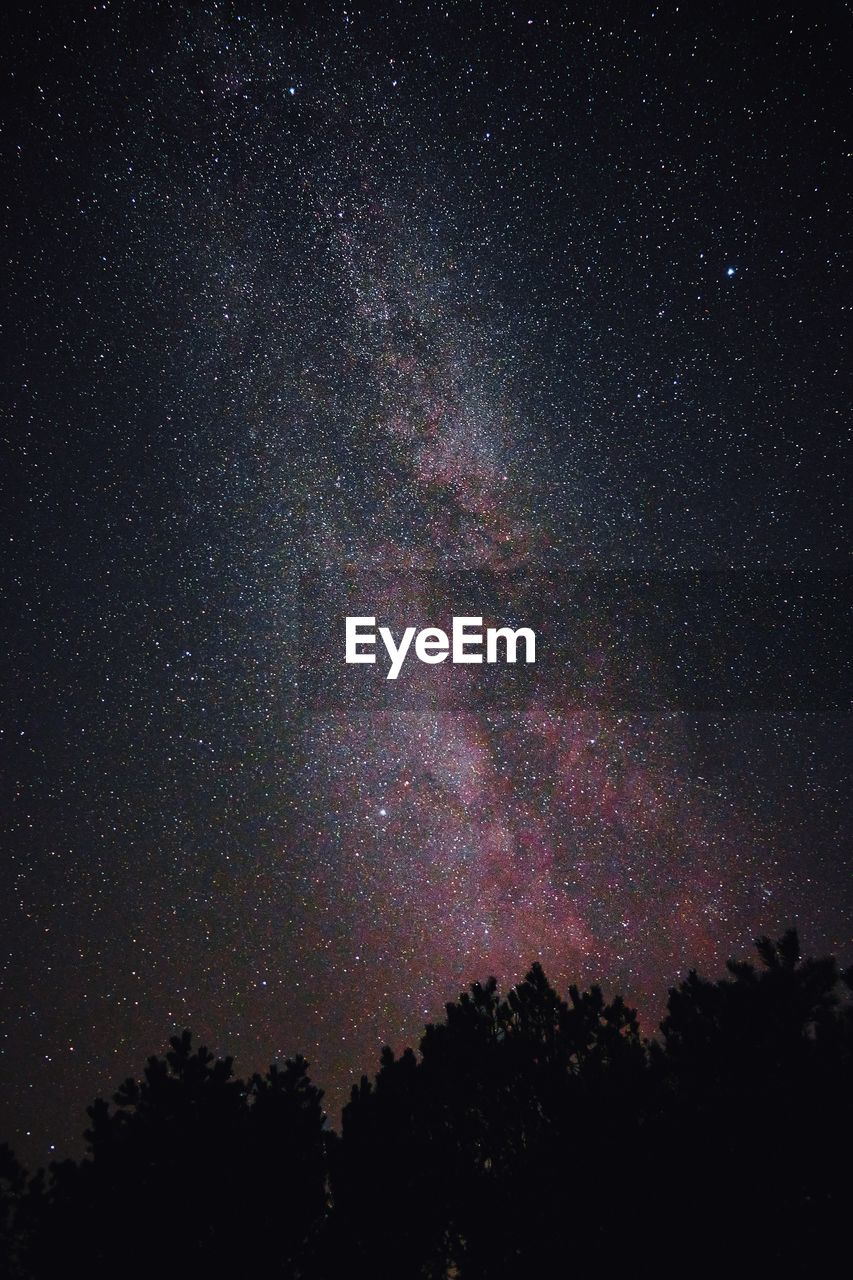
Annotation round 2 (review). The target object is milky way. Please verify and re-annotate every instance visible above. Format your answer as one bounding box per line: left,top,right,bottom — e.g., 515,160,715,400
2,3,849,1167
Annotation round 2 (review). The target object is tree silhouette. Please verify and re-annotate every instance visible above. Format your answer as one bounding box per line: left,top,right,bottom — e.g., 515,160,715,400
649,928,853,1270
0,1143,28,1279
324,935,851,1277
24,1032,327,1279
325,964,650,1278
3,930,850,1278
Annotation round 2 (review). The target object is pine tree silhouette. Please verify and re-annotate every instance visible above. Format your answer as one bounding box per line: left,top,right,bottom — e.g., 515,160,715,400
23,1032,327,1279
3,931,850,1279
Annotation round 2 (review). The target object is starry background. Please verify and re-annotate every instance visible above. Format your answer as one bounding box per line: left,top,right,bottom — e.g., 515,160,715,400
1,1,850,1168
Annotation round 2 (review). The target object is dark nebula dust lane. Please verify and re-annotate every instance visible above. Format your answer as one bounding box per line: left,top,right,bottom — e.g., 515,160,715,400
1,3,850,1167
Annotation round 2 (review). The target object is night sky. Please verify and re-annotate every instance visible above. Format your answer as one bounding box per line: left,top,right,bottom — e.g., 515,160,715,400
2,1,850,1169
